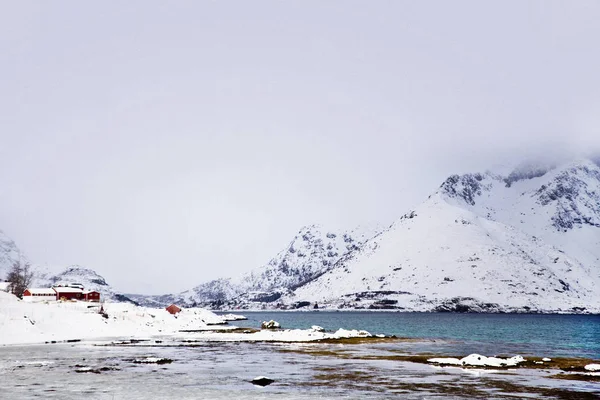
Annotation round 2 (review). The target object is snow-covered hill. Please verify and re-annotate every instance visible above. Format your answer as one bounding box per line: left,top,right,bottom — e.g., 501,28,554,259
284,159,600,313
0,230,135,303
43,266,137,303
130,225,380,308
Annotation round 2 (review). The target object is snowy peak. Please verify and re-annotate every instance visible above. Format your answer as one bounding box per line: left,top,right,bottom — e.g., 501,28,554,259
533,160,600,230
439,172,492,206
48,266,109,288
439,158,600,232
243,224,366,292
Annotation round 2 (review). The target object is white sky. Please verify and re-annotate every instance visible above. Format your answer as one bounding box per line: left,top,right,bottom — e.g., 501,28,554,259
1,1,600,294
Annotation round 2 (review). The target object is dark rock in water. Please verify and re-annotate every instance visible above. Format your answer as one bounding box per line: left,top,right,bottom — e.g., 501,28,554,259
251,376,275,387
74,367,101,374
132,357,173,364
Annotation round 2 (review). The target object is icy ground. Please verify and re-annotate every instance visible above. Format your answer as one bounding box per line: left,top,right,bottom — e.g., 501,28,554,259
0,339,598,399
0,291,372,346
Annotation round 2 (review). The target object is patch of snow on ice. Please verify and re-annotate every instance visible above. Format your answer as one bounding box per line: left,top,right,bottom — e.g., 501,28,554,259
428,354,526,368
333,328,371,338
221,313,247,321
584,364,600,372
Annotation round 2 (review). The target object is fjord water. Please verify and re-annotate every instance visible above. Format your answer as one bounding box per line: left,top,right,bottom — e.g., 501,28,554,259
228,311,600,359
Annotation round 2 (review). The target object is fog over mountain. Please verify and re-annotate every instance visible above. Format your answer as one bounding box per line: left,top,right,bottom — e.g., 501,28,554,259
1,2,600,293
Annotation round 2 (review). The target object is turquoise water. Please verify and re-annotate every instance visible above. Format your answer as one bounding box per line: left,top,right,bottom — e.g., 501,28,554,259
225,311,600,359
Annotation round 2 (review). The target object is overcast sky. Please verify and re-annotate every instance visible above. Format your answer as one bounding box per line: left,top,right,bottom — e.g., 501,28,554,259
1,1,600,294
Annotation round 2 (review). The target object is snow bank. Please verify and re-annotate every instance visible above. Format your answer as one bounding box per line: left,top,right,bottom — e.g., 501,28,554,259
428,354,526,368
0,291,375,345
332,328,371,338
0,291,229,345
181,326,373,343
221,313,247,321
261,320,281,329
585,364,600,372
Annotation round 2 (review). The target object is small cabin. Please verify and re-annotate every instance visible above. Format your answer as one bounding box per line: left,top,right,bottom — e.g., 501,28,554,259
23,288,57,302
83,290,101,302
165,304,182,315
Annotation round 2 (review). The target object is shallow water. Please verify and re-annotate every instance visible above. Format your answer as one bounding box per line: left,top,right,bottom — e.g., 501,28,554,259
0,340,598,399
1,312,599,399
228,311,600,358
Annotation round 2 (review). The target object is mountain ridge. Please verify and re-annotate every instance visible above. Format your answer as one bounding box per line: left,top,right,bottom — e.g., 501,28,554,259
138,158,600,313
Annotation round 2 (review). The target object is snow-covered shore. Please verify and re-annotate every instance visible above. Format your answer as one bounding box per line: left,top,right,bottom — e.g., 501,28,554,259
0,291,372,346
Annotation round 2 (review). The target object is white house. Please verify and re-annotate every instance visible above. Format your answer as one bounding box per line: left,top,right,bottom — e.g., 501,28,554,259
22,288,57,302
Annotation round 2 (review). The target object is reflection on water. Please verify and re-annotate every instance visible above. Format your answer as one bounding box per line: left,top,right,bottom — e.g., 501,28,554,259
0,339,598,399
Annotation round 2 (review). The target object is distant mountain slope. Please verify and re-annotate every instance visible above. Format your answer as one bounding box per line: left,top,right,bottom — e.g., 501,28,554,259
132,224,380,308
285,159,600,313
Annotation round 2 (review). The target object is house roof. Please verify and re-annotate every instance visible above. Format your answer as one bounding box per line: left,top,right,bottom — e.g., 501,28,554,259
82,290,99,294
26,288,56,295
53,287,83,293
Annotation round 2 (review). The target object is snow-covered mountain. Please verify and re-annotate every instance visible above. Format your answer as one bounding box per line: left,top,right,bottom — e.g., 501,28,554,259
284,159,600,313
141,158,600,313
129,225,380,308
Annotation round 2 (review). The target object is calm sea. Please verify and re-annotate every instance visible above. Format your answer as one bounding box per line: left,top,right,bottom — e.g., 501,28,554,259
226,311,600,359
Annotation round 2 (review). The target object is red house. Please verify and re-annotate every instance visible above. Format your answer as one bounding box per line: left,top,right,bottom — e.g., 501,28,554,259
54,287,83,301
83,290,101,302
166,304,181,315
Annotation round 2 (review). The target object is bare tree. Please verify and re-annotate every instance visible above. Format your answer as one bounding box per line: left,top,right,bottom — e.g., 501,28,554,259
7,261,34,298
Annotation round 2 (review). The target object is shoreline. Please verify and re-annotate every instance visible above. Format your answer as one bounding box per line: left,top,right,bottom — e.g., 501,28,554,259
213,308,600,315
2,333,599,382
